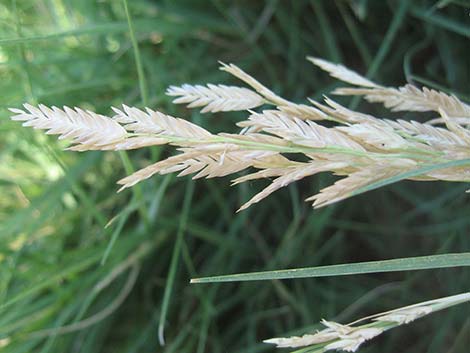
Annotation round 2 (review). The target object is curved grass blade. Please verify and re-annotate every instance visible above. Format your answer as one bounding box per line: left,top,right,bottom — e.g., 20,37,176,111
190,252,470,283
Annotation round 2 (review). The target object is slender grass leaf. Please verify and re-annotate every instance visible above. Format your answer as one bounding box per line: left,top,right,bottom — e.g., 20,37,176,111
191,252,470,283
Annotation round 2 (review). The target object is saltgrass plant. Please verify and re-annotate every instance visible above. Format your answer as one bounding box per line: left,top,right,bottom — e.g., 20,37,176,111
2,1,470,353
8,55,470,352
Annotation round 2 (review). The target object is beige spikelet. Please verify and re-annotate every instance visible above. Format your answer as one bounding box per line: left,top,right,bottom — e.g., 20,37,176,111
335,85,470,117
9,104,127,149
166,84,265,113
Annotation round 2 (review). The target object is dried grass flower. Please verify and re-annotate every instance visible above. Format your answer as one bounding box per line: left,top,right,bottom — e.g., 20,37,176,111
9,58,470,211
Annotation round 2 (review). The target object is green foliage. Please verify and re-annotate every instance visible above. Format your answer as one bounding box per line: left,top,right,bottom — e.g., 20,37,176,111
1,1,469,352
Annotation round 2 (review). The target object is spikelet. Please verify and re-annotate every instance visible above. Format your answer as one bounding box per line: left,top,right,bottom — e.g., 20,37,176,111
238,161,348,212
307,162,416,209
312,97,379,124
427,116,470,127
438,108,470,144
219,62,291,106
307,56,379,88
278,103,328,121
335,85,470,117
112,105,212,140
117,146,289,190
166,84,265,113
309,56,470,118
240,110,366,151
117,150,206,189
373,307,433,325
309,55,470,118
337,122,414,150
9,104,127,150
265,319,382,352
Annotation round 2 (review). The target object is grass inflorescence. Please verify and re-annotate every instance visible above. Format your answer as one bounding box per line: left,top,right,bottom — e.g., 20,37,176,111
1,1,469,353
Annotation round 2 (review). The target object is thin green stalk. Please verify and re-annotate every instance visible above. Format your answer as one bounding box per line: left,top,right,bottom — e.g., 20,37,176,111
410,6,470,37
311,0,342,62
350,0,409,109
12,0,35,103
366,0,409,79
158,180,195,345
123,0,149,106
335,0,371,65
118,151,150,228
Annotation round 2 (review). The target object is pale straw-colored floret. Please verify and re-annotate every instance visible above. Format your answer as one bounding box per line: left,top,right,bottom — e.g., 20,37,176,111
265,319,383,352
219,62,291,106
237,160,348,211
323,327,383,352
240,110,366,151
9,104,127,149
307,56,380,88
334,85,470,117
112,105,212,139
166,84,265,113
306,163,415,208
374,306,433,325
308,56,470,118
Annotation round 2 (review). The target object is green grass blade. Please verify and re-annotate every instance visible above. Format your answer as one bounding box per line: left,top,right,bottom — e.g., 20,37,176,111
191,252,470,283
411,6,470,37
311,1,342,62
350,0,409,109
336,0,371,65
158,180,194,345
368,0,409,77
0,251,102,309
123,0,148,106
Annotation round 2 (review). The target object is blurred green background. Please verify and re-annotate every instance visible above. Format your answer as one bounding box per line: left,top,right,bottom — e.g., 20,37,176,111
1,0,469,352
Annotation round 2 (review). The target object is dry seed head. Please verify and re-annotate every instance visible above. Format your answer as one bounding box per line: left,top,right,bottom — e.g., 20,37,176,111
263,331,338,348
243,110,366,151
9,57,470,210
219,62,291,106
9,104,127,149
334,85,470,118
237,161,348,212
323,327,383,352
374,306,433,325
112,105,212,140
337,123,412,150
307,56,380,88
166,84,265,113
306,165,414,208
264,319,383,352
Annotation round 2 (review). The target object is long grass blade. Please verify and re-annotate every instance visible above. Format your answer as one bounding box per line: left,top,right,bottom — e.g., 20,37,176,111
191,252,470,283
